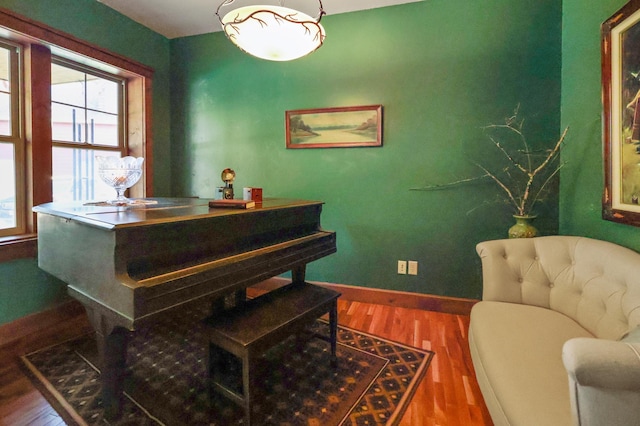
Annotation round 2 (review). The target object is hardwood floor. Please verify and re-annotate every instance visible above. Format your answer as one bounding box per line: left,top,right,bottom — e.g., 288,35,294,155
0,298,493,425
337,300,492,426
0,302,93,426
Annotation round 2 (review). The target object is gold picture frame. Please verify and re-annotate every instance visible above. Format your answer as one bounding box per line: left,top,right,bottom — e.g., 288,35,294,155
602,0,640,226
285,105,382,149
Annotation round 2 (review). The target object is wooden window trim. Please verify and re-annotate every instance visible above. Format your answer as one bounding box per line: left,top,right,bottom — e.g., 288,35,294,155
0,235,37,262
0,7,154,262
0,8,153,79
25,43,52,231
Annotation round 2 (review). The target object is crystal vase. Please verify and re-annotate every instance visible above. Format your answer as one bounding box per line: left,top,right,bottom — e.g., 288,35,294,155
96,156,144,205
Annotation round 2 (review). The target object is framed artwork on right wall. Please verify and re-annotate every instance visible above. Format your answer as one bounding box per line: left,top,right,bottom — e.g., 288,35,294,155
602,0,640,226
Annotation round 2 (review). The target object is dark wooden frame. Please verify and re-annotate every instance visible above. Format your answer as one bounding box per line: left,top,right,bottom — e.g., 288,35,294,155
602,0,640,226
285,105,382,149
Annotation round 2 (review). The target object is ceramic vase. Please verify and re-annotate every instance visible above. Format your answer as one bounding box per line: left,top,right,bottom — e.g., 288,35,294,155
508,215,538,238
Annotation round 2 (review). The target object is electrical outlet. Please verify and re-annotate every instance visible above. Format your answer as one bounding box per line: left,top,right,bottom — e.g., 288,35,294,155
408,261,418,275
397,260,407,274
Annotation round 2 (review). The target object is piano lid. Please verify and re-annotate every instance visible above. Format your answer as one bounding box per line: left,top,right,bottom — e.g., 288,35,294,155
33,198,325,230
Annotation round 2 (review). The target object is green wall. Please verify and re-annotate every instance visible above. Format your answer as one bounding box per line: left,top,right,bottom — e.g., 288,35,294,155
559,0,640,244
0,0,172,325
171,0,562,299
0,0,564,326
0,258,67,324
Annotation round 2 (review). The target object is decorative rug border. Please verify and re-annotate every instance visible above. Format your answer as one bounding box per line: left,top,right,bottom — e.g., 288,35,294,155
21,353,88,426
335,323,433,425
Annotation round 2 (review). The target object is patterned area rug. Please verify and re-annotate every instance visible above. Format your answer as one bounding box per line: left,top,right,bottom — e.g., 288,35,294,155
21,301,433,426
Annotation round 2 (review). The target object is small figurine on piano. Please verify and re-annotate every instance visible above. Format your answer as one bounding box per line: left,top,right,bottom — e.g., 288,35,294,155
210,168,256,208
221,168,235,200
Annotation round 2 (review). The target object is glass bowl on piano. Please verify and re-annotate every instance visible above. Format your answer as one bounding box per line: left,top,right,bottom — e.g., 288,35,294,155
96,156,144,206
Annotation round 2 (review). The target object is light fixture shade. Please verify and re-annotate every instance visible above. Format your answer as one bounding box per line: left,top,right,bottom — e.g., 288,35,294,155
219,4,326,61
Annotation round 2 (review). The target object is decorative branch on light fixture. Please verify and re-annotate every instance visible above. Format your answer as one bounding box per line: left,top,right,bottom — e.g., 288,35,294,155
216,0,326,61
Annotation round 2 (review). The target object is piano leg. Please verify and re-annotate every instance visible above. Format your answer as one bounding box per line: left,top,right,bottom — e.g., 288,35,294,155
292,264,307,284
101,327,129,420
211,289,247,313
235,289,247,304
84,307,129,421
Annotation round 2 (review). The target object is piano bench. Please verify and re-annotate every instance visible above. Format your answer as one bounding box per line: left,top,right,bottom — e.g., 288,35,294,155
203,282,340,425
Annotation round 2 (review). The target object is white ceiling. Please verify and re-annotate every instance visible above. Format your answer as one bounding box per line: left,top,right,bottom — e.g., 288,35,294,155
96,0,423,39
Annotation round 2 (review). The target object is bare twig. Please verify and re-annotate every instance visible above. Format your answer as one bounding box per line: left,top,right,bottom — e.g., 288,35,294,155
531,126,568,176
412,106,569,217
529,161,566,206
409,175,487,191
474,163,521,212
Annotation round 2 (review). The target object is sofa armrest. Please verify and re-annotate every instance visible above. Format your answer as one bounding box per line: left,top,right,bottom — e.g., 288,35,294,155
562,338,640,390
562,338,640,426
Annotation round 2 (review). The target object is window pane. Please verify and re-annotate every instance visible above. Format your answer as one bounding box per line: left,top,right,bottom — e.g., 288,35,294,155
51,64,86,107
87,77,119,114
87,110,119,146
51,62,122,147
0,92,10,136
52,103,86,143
0,47,11,137
52,147,119,202
0,46,9,85
0,142,16,230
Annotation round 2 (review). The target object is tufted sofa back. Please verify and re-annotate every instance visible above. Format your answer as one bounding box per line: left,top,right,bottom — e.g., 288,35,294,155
476,236,640,340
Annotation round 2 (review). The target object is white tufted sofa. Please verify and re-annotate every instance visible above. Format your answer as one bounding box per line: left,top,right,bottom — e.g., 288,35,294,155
469,236,640,426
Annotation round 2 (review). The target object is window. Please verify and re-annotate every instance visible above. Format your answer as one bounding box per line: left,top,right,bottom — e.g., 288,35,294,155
0,8,153,262
0,41,23,237
51,61,125,202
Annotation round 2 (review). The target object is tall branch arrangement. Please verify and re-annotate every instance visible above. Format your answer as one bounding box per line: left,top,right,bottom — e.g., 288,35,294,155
413,107,569,217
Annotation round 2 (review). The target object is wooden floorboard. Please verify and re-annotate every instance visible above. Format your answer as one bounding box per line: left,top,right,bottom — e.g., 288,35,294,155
0,297,493,425
335,300,492,426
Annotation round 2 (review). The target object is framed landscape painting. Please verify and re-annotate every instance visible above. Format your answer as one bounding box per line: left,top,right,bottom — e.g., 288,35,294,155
285,105,382,149
602,0,640,226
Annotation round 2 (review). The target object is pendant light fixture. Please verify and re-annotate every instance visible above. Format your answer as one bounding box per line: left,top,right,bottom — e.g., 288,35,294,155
216,0,326,61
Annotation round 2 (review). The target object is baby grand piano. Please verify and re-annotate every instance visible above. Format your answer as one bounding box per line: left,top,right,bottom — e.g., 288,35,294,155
33,198,336,419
